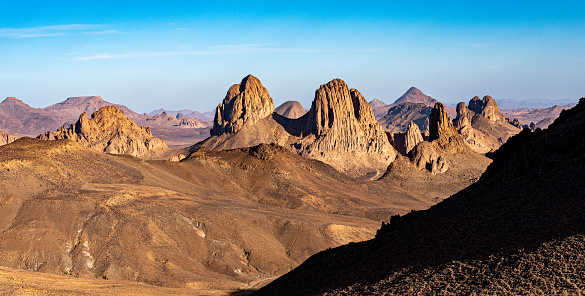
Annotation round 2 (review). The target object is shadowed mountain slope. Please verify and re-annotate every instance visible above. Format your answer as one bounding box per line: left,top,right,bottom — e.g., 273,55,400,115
256,98,585,295
0,130,456,293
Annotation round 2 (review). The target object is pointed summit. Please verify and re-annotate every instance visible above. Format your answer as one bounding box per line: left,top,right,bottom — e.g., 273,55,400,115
275,101,306,119
394,87,438,106
211,74,274,136
369,98,386,108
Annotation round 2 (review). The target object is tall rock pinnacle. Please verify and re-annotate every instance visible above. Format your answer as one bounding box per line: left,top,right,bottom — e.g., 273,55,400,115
429,102,458,141
211,75,275,136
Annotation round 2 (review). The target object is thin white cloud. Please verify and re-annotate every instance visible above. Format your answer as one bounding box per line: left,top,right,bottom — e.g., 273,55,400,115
75,51,214,61
83,29,120,35
0,24,108,38
74,45,315,61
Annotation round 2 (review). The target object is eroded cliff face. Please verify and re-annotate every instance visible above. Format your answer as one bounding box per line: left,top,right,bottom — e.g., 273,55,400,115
38,106,168,158
202,76,397,176
404,121,424,155
211,74,275,136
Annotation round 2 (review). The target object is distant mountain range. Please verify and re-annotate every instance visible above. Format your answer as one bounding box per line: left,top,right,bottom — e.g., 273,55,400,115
0,96,212,149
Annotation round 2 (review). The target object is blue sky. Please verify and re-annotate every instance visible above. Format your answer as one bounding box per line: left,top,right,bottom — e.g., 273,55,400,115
0,0,584,113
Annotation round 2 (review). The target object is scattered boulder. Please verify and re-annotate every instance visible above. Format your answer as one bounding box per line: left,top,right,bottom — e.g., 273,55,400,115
38,106,168,158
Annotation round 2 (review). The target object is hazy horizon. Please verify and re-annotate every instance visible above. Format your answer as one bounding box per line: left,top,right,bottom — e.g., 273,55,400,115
1,1,584,113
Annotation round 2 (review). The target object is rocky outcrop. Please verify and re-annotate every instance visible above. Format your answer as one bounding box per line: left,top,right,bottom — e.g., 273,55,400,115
0,129,18,146
408,141,449,174
429,102,459,141
275,101,306,119
369,99,386,108
300,80,397,171
146,111,208,128
38,106,167,158
468,96,506,124
454,96,521,154
398,103,469,174
201,76,398,176
211,74,274,136
404,121,423,154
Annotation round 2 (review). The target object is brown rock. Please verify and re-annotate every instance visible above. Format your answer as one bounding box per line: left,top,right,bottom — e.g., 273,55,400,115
454,96,521,153
429,102,459,141
369,99,386,108
300,80,397,172
468,95,506,124
37,106,168,158
275,101,306,119
378,102,432,133
0,129,18,146
404,121,423,154
201,76,397,175
211,74,275,136
408,141,449,174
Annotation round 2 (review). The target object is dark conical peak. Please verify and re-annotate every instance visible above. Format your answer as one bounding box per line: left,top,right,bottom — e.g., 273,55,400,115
369,98,386,108
394,87,438,106
406,87,423,95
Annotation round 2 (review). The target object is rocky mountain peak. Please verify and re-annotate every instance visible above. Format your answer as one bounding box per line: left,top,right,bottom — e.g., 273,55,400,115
429,102,458,141
394,87,438,106
369,98,386,108
38,106,167,158
211,74,274,136
468,95,505,124
275,101,306,119
1,96,32,109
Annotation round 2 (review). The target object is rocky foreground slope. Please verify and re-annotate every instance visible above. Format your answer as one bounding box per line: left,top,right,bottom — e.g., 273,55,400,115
202,75,398,176
256,98,585,295
0,133,459,294
37,106,168,159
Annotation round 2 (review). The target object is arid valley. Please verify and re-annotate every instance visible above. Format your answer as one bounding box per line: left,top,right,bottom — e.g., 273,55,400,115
1,1,585,295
